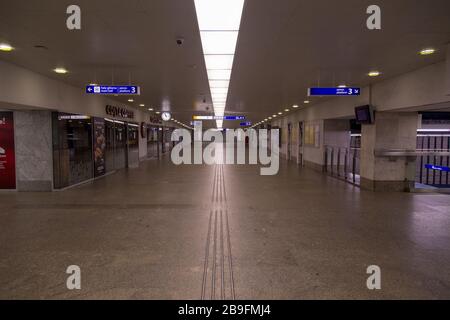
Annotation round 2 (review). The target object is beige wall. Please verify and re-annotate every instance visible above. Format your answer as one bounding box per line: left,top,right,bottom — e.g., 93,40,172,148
271,60,450,167
0,60,178,162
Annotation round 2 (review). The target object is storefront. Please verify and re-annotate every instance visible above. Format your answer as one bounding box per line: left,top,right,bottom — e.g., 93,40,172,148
52,110,141,189
147,125,160,158
52,113,94,189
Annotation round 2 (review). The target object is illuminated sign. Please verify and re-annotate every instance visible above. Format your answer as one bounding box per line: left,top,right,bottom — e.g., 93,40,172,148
58,114,91,120
193,115,245,121
86,85,140,95
425,164,450,172
105,105,134,119
308,87,361,96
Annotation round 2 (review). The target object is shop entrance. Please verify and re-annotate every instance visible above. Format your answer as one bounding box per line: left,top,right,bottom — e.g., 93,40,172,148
114,121,127,170
52,113,93,189
147,126,159,158
287,123,292,161
298,122,304,165
127,123,139,168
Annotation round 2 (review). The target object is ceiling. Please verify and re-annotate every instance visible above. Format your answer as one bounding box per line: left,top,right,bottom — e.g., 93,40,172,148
0,0,210,126
1,0,450,128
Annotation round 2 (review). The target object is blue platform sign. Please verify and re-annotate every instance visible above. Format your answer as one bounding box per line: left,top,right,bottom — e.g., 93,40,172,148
240,122,252,126
425,164,450,172
223,116,245,120
308,87,360,96
86,85,140,95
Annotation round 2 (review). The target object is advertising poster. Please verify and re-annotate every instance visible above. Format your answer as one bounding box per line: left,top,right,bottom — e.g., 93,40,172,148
93,117,106,177
0,112,16,189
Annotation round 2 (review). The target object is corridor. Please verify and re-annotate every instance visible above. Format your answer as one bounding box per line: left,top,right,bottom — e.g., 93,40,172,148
1,157,449,299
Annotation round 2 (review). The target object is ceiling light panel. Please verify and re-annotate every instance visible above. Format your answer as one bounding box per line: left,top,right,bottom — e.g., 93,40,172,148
207,69,232,80
204,55,234,70
200,31,238,54
195,0,244,128
209,80,230,88
194,0,245,30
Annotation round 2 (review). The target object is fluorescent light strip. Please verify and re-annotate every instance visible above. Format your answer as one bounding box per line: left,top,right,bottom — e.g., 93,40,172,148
195,0,245,128
417,129,450,132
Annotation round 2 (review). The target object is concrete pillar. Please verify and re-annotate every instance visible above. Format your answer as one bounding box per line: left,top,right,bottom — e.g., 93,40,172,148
14,110,53,191
360,112,418,192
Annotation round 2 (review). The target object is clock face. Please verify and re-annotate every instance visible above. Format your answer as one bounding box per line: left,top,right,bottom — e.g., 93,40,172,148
161,112,171,121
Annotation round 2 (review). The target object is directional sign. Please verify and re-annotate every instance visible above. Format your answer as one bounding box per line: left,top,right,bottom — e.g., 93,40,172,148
193,115,245,121
425,164,450,172
86,85,140,95
308,87,360,96
240,122,252,126
224,116,245,120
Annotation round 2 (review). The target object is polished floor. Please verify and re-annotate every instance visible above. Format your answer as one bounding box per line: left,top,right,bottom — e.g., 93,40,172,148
1,156,450,299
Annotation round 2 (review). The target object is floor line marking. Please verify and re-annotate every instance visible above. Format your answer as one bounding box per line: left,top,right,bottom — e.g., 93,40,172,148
201,166,217,299
222,165,236,299
211,209,217,300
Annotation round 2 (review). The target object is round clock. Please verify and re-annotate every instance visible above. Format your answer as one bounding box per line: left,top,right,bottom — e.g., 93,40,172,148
161,112,171,121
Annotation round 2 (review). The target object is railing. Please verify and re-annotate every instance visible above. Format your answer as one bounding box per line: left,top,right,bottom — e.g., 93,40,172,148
368,148,450,188
324,146,360,186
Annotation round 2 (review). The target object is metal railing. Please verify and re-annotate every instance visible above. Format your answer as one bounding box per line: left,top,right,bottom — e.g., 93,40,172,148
370,148,450,188
324,146,360,186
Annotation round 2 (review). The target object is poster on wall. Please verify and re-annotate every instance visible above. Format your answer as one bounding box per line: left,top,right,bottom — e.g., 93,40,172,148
305,125,313,145
314,124,320,148
0,112,16,189
93,117,106,177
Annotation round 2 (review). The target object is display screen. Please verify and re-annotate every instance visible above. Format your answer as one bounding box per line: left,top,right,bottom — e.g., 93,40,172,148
355,105,373,124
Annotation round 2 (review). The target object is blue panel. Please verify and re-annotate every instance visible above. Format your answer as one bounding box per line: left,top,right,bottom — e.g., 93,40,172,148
425,164,450,172
86,85,140,95
309,87,361,96
223,116,246,120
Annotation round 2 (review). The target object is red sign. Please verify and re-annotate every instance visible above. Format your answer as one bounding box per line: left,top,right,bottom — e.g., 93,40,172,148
0,112,16,189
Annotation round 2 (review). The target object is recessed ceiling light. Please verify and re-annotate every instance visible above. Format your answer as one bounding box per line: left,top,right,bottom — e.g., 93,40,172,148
268,117,272,119
368,71,381,77
273,115,277,118
304,100,310,104
54,67,68,74
148,108,154,111
155,111,160,114
128,99,134,102
284,109,290,112
338,84,347,88
34,44,48,50
139,104,145,107
89,83,98,86
0,43,14,52
293,105,299,109
278,112,283,115
419,48,435,55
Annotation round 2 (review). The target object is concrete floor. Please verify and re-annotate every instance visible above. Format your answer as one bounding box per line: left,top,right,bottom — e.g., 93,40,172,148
1,157,450,299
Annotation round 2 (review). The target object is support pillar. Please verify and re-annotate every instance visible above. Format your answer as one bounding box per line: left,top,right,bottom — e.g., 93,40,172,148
360,112,418,192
